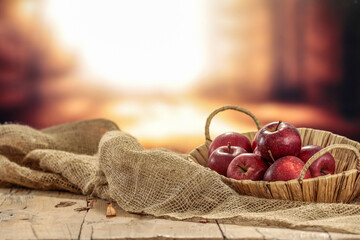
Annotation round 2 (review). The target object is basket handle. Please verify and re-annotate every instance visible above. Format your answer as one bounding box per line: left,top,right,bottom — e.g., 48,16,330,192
205,105,261,146
298,144,360,182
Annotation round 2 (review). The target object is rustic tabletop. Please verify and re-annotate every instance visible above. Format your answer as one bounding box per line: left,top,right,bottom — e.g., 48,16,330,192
1,188,359,240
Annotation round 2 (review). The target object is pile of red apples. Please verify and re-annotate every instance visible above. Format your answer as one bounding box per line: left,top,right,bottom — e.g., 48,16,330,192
208,121,335,182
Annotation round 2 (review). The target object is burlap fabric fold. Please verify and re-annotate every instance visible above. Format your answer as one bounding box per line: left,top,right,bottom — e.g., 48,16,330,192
1,119,360,234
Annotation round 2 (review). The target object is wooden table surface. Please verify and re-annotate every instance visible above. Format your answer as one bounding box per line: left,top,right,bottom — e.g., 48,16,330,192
1,188,360,240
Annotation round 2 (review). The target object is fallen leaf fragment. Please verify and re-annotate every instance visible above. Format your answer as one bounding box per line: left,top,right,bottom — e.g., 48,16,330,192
74,207,91,212
89,199,95,208
55,201,77,208
106,203,116,217
74,199,96,212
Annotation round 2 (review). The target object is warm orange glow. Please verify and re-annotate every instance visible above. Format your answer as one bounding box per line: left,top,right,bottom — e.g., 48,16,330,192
109,100,244,140
39,0,208,93
1,0,359,153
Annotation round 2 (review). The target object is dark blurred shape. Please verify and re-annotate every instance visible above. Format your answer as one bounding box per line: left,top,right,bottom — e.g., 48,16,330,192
341,0,360,121
273,0,360,122
271,0,344,104
196,0,359,118
0,0,73,125
0,19,41,121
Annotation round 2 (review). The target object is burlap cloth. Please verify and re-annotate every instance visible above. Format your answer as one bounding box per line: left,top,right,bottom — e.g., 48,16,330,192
1,119,360,234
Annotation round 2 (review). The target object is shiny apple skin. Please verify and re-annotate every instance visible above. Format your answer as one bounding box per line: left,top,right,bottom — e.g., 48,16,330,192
263,156,312,182
208,132,252,157
256,122,302,162
227,153,269,181
208,145,247,176
299,145,335,177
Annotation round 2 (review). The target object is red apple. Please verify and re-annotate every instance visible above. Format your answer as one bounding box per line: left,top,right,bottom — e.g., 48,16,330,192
227,153,269,181
208,143,247,176
208,132,252,157
256,121,302,162
298,145,335,178
263,156,311,182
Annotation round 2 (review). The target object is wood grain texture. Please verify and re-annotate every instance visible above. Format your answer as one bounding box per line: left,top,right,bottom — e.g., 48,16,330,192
79,199,223,240
0,188,87,240
218,223,360,240
1,187,360,240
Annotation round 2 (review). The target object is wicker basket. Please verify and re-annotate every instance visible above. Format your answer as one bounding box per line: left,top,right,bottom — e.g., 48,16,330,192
189,105,360,203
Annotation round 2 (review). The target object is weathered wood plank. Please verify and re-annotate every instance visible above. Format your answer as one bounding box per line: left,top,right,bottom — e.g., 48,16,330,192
0,188,87,240
1,188,360,240
79,199,223,240
218,223,360,240
217,223,264,240
329,232,360,239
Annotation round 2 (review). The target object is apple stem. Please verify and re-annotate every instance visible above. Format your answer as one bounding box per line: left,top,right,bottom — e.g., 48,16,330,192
268,150,275,163
227,142,231,153
275,121,282,131
236,163,247,173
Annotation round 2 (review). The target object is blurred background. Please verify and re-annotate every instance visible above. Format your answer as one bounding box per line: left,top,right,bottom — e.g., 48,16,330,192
0,0,359,153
